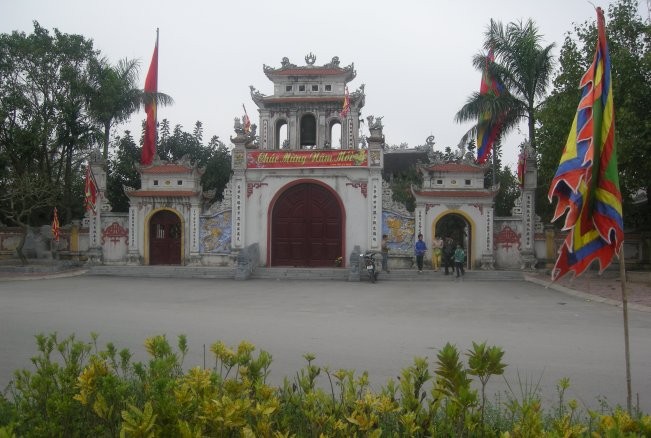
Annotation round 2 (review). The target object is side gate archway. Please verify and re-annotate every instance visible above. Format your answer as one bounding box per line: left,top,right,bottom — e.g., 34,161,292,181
270,182,344,267
434,212,473,269
148,209,183,265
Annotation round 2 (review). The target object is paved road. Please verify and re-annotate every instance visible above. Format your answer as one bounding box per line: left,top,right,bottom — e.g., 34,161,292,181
1,275,649,412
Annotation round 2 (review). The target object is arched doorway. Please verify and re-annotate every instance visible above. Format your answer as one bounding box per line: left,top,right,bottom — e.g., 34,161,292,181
276,119,288,149
435,213,471,268
300,114,317,148
328,120,342,149
271,183,343,267
149,210,182,265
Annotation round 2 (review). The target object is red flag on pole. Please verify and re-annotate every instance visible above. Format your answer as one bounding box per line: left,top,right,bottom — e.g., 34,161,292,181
51,207,60,241
340,86,350,118
141,30,159,165
84,166,98,213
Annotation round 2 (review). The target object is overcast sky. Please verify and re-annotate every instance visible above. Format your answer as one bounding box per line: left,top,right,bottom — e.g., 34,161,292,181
1,0,643,168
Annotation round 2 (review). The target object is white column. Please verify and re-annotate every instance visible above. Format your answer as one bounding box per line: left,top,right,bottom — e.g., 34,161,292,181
231,174,246,249
415,205,426,239
368,175,382,250
485,207,494,254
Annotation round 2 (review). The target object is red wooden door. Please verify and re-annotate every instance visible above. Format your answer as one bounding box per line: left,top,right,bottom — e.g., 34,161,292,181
271,183,342,266
149,210,182,265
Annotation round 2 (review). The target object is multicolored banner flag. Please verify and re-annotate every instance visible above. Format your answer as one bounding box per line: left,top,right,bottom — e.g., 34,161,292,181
548,7,623,281
242,104,251,134
84,166,98,213
340,86,350,118
141,30,159,165
476,49,504,164
51,207,60,241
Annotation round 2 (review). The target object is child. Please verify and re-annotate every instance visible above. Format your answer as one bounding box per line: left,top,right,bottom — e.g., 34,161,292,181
453,244,465,278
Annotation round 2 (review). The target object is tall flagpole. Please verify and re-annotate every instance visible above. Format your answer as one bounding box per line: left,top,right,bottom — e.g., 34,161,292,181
619,249,632,413
155,28,159,155
141,28,159,165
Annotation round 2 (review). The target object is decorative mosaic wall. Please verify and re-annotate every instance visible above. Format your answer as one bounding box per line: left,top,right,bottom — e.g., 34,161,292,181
382,211,415,254
199,210,232,253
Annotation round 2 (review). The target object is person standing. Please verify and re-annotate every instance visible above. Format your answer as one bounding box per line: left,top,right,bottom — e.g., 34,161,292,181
443,237,455,275
414,233,427,273
381,234,390,273
454,244,466,278
431,235,443,271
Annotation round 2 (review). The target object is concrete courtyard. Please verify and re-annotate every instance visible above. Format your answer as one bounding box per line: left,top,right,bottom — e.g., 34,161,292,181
1,274,649,412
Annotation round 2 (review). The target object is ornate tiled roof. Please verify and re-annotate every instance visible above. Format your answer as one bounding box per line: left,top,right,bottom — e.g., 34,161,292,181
127,190,200,197
260,96,343,104
140,164,193,174
412,189,497,198
262,55,356,82
267,68,347,76
425,163,485,173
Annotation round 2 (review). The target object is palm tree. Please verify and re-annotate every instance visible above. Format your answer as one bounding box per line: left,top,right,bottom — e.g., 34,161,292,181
89,58,174,161
455,19,555,152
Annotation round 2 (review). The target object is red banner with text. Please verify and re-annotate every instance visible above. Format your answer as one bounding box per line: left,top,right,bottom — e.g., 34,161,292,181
246,150,368,168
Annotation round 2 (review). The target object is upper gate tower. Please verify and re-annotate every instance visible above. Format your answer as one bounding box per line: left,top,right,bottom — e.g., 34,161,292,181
250,54,365,150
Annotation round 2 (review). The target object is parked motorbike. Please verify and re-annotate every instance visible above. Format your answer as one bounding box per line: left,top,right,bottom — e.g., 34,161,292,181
361,252,379,283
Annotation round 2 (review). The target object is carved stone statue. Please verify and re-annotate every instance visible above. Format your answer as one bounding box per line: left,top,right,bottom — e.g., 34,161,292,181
367,115,384,130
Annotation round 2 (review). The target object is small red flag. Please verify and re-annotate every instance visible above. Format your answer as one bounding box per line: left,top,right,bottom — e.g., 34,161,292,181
141,31,159,165
84,166,98,213
340,86,350,118
51,207,60,241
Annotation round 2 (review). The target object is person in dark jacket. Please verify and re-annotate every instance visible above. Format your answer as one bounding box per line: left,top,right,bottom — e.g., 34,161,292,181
443,237,455,275
414,233,427,273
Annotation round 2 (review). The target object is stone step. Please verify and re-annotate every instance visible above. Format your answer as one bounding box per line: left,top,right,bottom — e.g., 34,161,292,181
87,265,233,279
86,265,525,282
253,267,349,280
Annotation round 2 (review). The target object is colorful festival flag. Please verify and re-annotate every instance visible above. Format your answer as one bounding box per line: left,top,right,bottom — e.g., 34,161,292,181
84,165,98,213
51,207,60,242
548,7,623,281
476,49,504,164
141,31,159,165
242,104,251,134
340,86,350,118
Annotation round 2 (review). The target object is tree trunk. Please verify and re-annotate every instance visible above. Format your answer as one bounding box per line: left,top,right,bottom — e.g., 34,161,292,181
63,140,73,224
15,226,28,265
103,122,111,161
528,105,536,152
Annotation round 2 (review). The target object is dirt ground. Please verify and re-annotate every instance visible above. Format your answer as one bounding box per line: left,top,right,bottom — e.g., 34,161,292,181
525,270,651,312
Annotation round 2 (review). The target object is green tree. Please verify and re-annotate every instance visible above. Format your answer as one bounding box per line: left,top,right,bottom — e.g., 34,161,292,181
106,131,141,212
494,165,520,216
455,18,555,153
107,121,232,212
88,57,174,162
386,166,422,212
0,22,99,227
0,173,57,263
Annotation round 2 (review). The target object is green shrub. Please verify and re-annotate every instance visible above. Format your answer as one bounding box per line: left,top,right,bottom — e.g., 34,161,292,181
0,333,649,437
